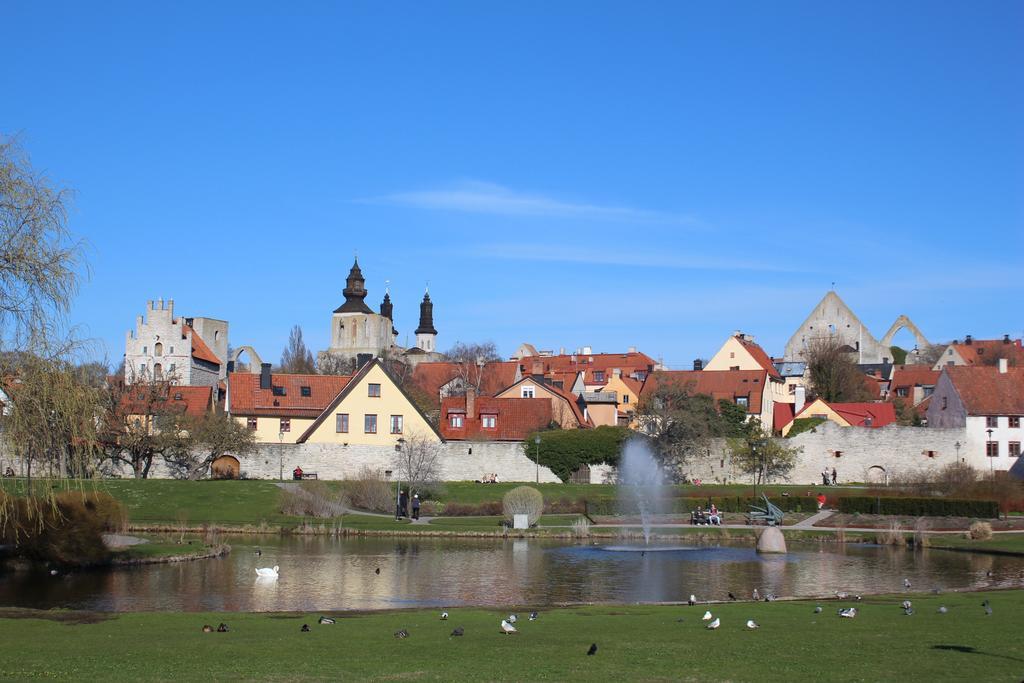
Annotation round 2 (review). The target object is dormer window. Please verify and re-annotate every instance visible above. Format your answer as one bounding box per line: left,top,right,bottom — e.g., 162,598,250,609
450,414,464,428
735,396,749,408
521,386,535,399
300,386,311,397
593,371,605,382
482,415,496,429
272,386,286,396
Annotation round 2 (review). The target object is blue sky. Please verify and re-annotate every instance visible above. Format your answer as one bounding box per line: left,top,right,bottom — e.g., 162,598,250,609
3,1,1022,369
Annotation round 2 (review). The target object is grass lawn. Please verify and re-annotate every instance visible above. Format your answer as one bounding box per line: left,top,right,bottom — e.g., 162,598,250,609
0,591,1019,681
928,532,1024,555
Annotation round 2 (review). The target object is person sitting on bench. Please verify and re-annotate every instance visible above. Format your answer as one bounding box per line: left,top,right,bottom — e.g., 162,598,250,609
292,466,303,480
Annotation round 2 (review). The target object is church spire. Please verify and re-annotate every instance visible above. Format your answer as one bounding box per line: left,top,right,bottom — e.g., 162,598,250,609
333,258,373,314
415,288,437,336
380,290,393,321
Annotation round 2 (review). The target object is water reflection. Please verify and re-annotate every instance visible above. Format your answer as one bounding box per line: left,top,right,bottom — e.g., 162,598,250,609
0,535,1021,612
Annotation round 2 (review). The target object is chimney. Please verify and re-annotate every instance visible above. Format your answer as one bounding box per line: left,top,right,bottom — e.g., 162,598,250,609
628,346,636,354
466,387,476,419
1004,334,1011,344
612,368,621,378
693,358,703,371
259,363,272,390
227,360,235,374
582,346,592,355
532,360,543,375
965,335,973,345
357,353,373,369
999,358,1008,374
795,385,806,415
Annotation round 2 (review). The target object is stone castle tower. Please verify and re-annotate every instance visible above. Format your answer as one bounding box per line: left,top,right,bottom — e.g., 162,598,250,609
124,299,228,387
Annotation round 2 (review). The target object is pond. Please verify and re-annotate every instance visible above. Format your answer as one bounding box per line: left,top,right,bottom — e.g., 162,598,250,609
1,535,1021,612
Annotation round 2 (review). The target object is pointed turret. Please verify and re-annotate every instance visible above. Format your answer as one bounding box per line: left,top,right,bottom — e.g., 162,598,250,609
414,289,437,352
334,258,374,314
380,291,393,320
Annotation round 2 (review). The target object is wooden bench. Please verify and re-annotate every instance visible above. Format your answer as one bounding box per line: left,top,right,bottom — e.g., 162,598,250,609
300,472,318,480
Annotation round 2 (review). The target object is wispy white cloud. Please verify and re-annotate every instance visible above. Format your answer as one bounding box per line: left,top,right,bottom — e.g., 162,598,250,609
455,243,806,273
361,180,699,225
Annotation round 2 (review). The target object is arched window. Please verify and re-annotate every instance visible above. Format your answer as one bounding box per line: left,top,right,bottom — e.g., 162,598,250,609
153,363,163,379
154,342,163,356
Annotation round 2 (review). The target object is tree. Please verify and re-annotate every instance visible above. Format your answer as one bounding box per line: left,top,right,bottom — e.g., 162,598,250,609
97,378,191,478
316,352,355,376
0,137,85,352
728,426,802,484
635,375,753,481
443,341,502,395
804,336,873,402
163,409,256,480
915,343,946,367
393,433,442,489
279,325,315,374
893,397,922,427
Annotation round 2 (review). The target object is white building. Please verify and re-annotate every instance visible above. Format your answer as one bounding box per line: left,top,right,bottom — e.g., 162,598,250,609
124,299,227,387
926,359,1023,472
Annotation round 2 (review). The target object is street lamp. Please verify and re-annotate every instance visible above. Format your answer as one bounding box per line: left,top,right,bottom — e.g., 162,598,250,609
395,438,406,520
534,435,541,483
986,428,995,487
955,440,962,463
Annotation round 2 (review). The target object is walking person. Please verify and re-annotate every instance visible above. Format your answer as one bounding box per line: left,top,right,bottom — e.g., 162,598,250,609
398,489,408,519
831,468,837,486
822,468,829,486
411,494,421,520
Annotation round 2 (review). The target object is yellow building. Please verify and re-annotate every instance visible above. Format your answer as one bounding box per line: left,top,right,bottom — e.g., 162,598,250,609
600,374,644,426
227,360,441,445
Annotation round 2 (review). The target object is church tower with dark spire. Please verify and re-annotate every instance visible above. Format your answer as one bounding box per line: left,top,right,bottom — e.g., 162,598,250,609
414,289,438,352
334,259,373,314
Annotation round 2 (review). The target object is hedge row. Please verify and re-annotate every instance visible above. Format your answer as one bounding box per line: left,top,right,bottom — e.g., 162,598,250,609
837,496,999,518
584,496,820,516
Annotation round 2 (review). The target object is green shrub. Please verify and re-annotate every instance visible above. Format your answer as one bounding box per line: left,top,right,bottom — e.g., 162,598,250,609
786,417,826,438
525,426,632,482
837,496,998,518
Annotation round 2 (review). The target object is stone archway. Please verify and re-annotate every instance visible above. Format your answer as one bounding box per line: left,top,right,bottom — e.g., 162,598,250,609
865,465,887,485
879,315,930,352
212,455,240,479
230,345,263,370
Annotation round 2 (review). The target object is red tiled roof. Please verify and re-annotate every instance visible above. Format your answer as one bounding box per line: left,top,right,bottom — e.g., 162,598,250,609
410,361,520,406
228,372,351,418
439,396,552,441
948,339,1024,367
182,324,221,365
735,336,782,380
640,370,767,415
888,365,940,400
773,402,795,432
945,366,1024,415
499,376,591,427
794,400,896,428
121,384,212,418
514,352,655,386
619,376,643,396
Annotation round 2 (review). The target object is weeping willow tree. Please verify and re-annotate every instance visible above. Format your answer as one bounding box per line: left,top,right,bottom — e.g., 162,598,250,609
0,135,95,538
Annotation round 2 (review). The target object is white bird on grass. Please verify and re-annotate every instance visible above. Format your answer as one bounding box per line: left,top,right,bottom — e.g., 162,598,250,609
500,619,518,634
746,620,759,630
706,617,720,630
938,606,948,614
508,614,517,623
838,607,857,618
901,600,912,610
440,612,449,621
255,565,279,578
702,610,713,621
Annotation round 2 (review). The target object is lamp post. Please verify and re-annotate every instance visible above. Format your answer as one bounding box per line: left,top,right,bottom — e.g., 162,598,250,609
751,441,759,499
534,435,541,483
955,440,962,463
986,428,995,490
395,438,405,520
278,430,284,481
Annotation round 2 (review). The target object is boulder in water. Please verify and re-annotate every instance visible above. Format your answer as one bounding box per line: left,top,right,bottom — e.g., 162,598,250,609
756,527,787,554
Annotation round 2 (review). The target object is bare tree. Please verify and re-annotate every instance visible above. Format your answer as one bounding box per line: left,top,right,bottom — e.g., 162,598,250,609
163,409,256,480
97,377,192,478
443,341,501,395
279,325,316,374
0,137,85,353
316,352,356,376
393,433,442,489
804,336,873,402
728,427,802,484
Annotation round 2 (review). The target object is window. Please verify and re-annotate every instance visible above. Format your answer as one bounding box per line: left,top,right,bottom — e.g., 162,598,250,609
482,415,496,429
169,346,174,354
169,363,175,373
173,392,183,400
390,415,403,434
142,346,148,354
1010,416,1021,428
368,383,381,397
729,352,735,359
896,387,909,398
941,396,948,410
623,395,630,404
364,414,377,433
834,450,843,458
788,384,797,395
729,366,740,371
247,417,258,430
593,371,605,382
450,414,464,428
986,441,999,457
272,386,286,396
986,416,999,428
1009,442,1021,458
300,386,311,397
925,450,936,458
521,386,535,399
336,413,349,433
923,386,934,397
154,342,163,356
280,418,291,433
735,396,749,408
153,363,163,378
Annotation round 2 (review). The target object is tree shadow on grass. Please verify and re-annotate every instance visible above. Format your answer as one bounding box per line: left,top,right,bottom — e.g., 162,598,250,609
933,645,1024,664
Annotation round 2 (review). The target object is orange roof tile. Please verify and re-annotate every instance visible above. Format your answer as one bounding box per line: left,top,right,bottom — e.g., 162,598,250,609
121,384,212,418
439,396,552,441
735,336,782,380
944,366,1024,415
228,372,351,418
182,324,221,365
888,365,940,400
640,370,766,414
514,351,655,386
948,338,1024,367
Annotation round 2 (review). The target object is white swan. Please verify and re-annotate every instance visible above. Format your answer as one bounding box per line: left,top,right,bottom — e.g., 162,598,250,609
255,565,280,578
